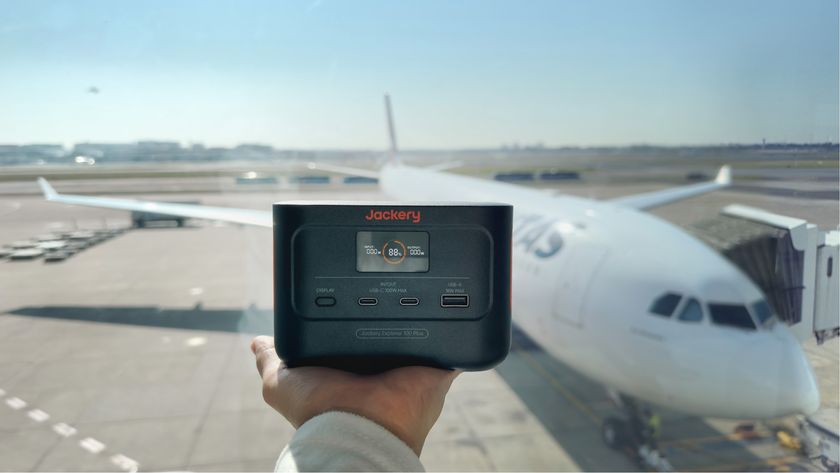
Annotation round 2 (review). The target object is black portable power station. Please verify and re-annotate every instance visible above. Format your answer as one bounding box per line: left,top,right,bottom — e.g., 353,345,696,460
273,202,512,373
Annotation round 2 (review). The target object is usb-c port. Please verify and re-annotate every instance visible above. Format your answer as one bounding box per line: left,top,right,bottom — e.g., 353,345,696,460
358,297,378,306
441,295,469,308
399,297,420,306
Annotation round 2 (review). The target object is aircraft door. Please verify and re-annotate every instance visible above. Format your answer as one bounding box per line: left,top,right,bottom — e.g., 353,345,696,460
551,245,609,327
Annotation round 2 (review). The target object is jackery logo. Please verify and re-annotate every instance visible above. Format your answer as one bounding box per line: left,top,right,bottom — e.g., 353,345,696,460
364,208,421,224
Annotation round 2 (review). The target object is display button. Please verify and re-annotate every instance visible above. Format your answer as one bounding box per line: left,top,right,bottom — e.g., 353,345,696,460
315,296,336,307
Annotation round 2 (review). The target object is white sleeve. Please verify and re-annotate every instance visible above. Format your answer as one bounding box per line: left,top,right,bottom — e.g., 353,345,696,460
275,411,425,472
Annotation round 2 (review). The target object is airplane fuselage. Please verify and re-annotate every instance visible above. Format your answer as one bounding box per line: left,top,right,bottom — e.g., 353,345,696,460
381,164,819,419
37,159,821,420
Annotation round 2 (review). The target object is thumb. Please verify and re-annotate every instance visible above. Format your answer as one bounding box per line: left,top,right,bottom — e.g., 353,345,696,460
251,336,282,378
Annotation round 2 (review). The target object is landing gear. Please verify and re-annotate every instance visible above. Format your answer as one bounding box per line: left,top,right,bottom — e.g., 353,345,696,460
603,391,673,472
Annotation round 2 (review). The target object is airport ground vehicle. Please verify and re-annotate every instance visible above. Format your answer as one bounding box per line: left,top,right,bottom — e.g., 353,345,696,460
799,410,840,471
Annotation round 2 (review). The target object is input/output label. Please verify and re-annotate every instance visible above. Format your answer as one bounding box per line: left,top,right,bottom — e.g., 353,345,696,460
440,295,469,308
399,297,420,306
358,297,378,306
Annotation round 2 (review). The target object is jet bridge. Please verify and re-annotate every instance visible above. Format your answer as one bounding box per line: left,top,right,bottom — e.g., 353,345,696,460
690,204,839,344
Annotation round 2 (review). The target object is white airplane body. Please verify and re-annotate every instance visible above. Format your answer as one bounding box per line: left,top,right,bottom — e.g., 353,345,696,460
381,164,819,419
36,99,820,422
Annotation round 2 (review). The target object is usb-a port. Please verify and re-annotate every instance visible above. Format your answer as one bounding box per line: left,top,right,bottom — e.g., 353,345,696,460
399,297,420,306
358,297,378,306
440,295,469,308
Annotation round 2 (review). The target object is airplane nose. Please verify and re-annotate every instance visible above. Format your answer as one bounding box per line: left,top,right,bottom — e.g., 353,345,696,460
775,326,820,416
730,326,820,419
786,339,820,415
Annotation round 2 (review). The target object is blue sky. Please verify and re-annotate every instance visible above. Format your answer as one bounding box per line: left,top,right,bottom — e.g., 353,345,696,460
1,0,837,148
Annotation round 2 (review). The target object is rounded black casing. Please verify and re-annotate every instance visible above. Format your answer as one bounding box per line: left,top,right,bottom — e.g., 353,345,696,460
273,202,512,373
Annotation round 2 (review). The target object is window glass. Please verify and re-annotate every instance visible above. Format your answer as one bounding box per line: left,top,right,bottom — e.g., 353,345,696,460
1,2,836,470
649,293,681,317
708,303,757,330
751,300,774,325
678,298,704,322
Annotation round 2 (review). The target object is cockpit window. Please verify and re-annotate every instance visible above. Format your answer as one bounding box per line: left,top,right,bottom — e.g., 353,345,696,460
678,298,704,323
751,300,774,325
708,303,757,330
649,292,681,317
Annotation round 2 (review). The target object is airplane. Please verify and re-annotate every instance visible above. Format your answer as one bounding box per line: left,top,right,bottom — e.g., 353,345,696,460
36,95,820,462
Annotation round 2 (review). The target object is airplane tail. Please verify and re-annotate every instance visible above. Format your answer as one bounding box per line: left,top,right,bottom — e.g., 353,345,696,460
309,94,460,176
384,93,399,163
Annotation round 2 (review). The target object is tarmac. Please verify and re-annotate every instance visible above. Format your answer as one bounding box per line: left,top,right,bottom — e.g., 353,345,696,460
0,171,837,471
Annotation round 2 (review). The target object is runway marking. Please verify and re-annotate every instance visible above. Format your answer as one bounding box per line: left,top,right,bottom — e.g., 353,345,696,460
6,397,27,410
0,388,141,470
53,422,78,437
512,339,601,425
27,409,50,422
79,437,106,454
111,454,139,472
185,336,207,347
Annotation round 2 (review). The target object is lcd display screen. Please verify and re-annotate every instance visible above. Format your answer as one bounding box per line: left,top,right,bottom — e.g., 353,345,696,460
356,231,429,272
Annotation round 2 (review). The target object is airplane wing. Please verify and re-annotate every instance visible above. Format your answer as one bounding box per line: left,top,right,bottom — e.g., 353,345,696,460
608,165,731,210
305,162,380,179
37,178,272,228
424,161,463,172
308,160,462,176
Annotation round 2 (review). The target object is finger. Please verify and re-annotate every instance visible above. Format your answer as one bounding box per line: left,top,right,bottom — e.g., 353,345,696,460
438,369,460,390
428,367,460,381
251,335,273,354
251,336,282,377
388,366,459,392
426,368,460,396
